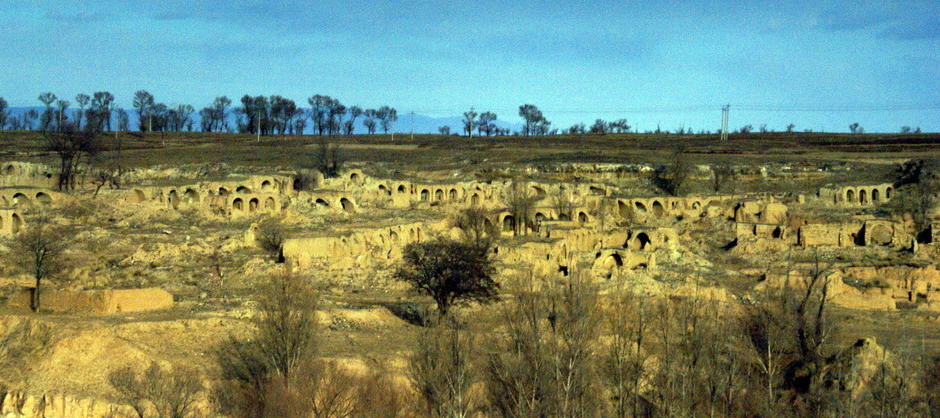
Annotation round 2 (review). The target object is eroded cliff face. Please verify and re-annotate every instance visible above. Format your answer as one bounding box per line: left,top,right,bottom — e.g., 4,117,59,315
0,391,130,418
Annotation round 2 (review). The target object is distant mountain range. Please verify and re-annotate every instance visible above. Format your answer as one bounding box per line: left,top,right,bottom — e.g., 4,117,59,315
3,107,523,135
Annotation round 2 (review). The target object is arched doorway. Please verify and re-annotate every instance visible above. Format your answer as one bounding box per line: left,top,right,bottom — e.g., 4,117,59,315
340,198,355,212
651,200,665,217
578,212,589,224
634,232,651,250
11,213,22,233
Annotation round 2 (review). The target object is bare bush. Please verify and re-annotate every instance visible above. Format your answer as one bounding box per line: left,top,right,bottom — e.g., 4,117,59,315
410,317,476,417
453,207,497,248
109,361,203,418
711,161,734,193
315,136,344,178
256,218,287,261
485,275,602,417
500,181,543,236
857,348,925,417
604,289,652,418
0,320,54,377
215,270,319,415
551,188,576,221
292,170,319,191
925,355,940,416
652,146,690,196
91,162,128,196
264,360,409,418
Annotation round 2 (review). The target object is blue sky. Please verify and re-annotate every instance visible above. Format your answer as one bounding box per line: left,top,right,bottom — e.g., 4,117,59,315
1,0,938,133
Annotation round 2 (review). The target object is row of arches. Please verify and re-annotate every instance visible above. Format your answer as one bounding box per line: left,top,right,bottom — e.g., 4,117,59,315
618,197,733,221
419,187,462,202
231,196,281,213
842,185,892,205
310,196,356,213
0,191,53,208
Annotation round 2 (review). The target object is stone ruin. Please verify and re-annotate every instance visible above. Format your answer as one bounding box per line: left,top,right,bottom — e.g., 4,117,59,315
1,159,938,313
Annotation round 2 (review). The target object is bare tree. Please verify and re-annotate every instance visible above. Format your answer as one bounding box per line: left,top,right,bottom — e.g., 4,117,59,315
315,135,344,178
478,111,497,136
344,106,363,135
216,269,320,415
109,361,204,418
75,94,90,130
653,146,691,196
115,108,130,132
307,95,330,135
133,90,155,132
604,289,652,417
363,109,378,134
551,187,576,221
256,217,287,260
376,106,398,134
453,207,497,248
858,348,924,417
410,317,476,417
744,294,791,415
462,107,477,137
91,166,126,196
711,161,734,193
46,126,102,190
500,181,543,236
485,275,602,417
787,252,837,405
6,213,71,313
518,104,546,136
38,92,57,131
0,97,8,129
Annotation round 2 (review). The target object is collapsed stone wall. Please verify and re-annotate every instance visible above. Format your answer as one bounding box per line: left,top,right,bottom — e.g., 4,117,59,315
5,288,174,314
797,220,909,248
0,391,131,418
0,208,25,235
282,221,438,270
835,265,940,304
0,162,58,189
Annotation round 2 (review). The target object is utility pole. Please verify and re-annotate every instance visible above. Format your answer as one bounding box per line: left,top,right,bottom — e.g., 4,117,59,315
256,110,261,142
720,104,730,141
410,111,414,141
